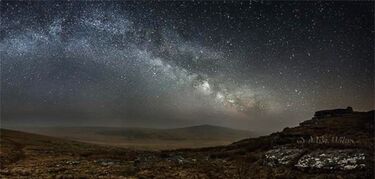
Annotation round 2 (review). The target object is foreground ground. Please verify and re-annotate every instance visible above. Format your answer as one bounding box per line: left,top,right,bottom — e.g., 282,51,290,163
0,110,373,178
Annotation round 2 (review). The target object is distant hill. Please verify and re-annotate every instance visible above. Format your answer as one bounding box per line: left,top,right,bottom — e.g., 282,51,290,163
98,124,252,140
11,125,252,149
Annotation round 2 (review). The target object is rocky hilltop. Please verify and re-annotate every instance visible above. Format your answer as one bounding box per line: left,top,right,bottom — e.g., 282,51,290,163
0,108,374,178
160,109,374,178
187,109,374,178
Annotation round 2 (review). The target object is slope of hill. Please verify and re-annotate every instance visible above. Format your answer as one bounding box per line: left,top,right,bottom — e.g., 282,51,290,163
11,125,252,150
100,124,252,140
186,110,374,178
1,109,373,178
0,129,143,178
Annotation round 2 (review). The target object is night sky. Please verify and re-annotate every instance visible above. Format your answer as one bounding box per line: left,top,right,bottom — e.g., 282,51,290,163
1,1,373,132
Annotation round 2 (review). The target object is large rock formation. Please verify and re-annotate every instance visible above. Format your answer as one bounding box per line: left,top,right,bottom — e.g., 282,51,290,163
313,106,353,119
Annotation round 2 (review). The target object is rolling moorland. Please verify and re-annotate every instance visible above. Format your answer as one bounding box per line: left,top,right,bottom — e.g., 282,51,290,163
0,108,373,178
10,125,254,150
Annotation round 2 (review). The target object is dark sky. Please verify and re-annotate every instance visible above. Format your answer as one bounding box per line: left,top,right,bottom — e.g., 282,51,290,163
1,1,374,132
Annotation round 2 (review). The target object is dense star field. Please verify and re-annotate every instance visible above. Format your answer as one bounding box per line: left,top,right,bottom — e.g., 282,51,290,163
1,1,373,132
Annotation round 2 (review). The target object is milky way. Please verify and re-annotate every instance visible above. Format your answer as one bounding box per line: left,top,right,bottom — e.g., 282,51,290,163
1,1,373,132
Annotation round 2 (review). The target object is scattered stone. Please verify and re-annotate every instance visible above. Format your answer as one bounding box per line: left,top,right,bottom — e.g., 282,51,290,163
101,161,114,166
0,169,10,175
295,150,366,170
165,155,189,164
66,160,80,165
96,159,116,166
264,148,304,166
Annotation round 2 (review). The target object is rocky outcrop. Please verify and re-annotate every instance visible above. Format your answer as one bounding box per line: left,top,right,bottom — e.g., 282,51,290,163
313,106,353,119
255,109,374,178
263,148,367,171
295,150,366,170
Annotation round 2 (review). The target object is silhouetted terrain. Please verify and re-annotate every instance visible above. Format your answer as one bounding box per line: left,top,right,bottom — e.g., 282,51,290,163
0,109,373,178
